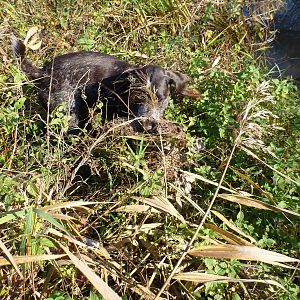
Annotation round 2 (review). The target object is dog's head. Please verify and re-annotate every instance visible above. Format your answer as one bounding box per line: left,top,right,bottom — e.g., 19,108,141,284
98,65,199,133
128,65,199,119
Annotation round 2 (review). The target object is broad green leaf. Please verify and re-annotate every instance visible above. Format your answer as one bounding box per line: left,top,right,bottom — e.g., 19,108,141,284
0,209,26,225
34,208,70,235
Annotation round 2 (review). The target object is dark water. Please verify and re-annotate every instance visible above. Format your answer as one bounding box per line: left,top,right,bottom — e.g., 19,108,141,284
244,1,300,86
266,1,300,84
266,32,300,82
273,0,300,32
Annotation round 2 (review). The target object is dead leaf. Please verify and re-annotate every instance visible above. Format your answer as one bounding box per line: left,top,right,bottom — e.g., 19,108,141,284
48,213,76,221
41,201,99,212
205,223,252,246
47,228,110,259
0,254,66,266
170,182,205,215
0,239,23,278
211,210,256,243
60,243,121,300
131,284,162,300
180,170,242,194
188,245,299,267
212,56,221,68
24,27,42,50
116,205,159,213
134,196,185,223
173,272,286,290
218,194,300,217
126,223,162,233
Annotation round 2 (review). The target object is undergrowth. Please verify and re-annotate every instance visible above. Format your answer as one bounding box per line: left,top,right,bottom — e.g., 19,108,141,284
0,0,299,299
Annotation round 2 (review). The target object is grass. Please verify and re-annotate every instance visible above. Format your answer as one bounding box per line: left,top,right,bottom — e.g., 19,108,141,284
0,0,299,299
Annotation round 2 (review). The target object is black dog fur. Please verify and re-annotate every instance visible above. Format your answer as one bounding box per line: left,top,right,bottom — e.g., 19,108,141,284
12,37,199,133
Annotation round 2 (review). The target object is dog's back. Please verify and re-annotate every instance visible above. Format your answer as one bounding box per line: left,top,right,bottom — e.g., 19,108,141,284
12,38,138,126
12,38,134,94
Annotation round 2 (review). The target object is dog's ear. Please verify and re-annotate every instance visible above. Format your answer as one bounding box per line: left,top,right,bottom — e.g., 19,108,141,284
166,70,199,98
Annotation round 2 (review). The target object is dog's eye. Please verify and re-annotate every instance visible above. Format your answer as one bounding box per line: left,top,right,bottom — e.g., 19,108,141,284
128,74,136,83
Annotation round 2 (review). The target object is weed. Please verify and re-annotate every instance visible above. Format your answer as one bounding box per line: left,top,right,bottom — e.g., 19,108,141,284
0,0,299,299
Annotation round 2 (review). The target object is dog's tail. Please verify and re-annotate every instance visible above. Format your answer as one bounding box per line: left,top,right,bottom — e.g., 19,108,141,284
11,36,44,79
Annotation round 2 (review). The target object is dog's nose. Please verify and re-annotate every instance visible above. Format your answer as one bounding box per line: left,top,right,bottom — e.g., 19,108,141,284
132,118,158,133
141,118,158,133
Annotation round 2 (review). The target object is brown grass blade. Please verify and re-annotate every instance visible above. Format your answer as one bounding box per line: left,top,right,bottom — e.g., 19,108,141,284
0,239,23,278
211,210,256,243
233,169,272,201
218,194,300,217
135,196,185,223
180,170,239,194
41,201,99,212
131,284,162,300
188,245,299,267
48,213,76,221
59,243,121,300
173,272,286,290
169,182,205,214
205,223,252,246
126,223,162,233
116,205,160,213
0,254,66,266
47,228,110,259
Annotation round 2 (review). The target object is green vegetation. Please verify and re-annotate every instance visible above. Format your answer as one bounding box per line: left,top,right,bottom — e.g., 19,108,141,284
0,0,299,299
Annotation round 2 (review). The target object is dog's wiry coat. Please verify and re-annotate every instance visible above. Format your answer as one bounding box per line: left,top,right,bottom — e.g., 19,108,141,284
12,37,199,132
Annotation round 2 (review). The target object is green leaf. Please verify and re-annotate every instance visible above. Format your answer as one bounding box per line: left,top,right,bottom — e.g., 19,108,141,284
0,209,26,225
26,182,39,198
232,293,242,300
20,207,34,256
89,290,104,300
34,208,70,235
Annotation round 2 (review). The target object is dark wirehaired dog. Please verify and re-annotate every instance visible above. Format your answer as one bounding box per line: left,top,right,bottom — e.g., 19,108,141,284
12,38,199,133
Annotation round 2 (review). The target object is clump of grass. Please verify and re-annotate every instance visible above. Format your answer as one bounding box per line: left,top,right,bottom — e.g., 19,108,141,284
0,0,299,299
